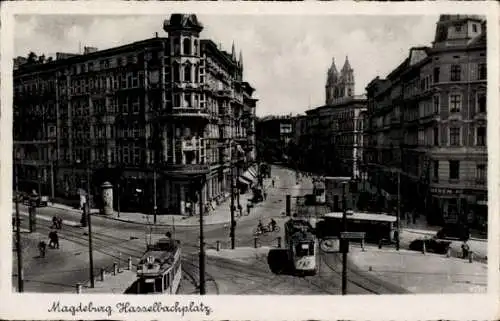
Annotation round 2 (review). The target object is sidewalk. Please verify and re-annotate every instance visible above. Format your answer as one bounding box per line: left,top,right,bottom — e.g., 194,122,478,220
47,177,275,227
348,245,487,294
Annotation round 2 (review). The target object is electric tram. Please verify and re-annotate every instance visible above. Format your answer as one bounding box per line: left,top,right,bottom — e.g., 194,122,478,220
284,218,318,275
136,238,182,294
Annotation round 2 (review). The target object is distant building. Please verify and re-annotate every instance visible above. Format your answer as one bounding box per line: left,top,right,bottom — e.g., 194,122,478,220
255,114,294,162
365,15,487,226
299,56,367,177
13,14,258,215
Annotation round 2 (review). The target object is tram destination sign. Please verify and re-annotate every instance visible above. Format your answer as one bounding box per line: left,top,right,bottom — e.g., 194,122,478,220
340,232,366,240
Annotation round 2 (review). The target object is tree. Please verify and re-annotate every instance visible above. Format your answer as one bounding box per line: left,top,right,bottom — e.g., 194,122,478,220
27,51,37,64
38,55,46,63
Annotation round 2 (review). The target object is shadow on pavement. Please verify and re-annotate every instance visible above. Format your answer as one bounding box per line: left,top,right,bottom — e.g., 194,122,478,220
124,280,138,294
267,248,295,275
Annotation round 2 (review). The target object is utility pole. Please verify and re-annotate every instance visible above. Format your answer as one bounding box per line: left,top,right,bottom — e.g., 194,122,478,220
153,167,157,225
14,158,24,292
341,181,348,295
396,171,401,251
50,160,55,199
86,167,95,288
229,141,236,249
117,182,121,218
236,160,241,216
198,177,206,295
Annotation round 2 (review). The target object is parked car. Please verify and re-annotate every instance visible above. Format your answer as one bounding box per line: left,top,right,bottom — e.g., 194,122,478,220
436,224,470,241
409,238,451,254
23,195,49,207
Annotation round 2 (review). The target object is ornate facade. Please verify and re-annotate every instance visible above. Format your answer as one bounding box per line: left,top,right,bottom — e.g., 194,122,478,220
13,14,258,214
365,15,487,226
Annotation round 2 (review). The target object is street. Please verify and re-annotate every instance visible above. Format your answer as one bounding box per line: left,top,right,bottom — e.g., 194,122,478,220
12,165,404,294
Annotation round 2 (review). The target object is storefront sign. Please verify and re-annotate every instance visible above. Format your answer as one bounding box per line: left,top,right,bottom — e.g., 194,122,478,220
430,188,461,195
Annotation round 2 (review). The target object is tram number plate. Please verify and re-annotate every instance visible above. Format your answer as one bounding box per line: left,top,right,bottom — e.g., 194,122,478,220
340,232,365,240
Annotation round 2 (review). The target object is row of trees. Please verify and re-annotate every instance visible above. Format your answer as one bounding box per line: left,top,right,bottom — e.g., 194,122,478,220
25,52,53,64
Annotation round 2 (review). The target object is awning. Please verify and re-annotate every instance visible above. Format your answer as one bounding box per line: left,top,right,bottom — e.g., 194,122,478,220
248,165,258,178
238,168,257,186
238,175,252,185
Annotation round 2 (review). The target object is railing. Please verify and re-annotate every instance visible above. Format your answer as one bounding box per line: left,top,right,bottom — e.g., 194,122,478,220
164,164,210,173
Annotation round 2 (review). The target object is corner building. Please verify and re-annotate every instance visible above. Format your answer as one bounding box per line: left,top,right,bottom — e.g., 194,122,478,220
365,15,487,226
13,14,258,214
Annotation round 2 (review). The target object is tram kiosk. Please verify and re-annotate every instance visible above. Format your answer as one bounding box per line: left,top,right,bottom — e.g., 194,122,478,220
136,238,182,294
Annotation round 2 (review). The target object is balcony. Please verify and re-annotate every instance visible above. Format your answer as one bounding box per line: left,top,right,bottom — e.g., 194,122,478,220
166,107,211,120
163,163,210,175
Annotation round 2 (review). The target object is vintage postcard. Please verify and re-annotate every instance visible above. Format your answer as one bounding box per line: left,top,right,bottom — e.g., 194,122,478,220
1,1,499,320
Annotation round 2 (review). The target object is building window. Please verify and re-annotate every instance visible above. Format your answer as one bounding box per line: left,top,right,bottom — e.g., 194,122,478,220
449,160,459,180
476,127,486,146
433,160,439,181
433,127,439,146
194,40,199,55
477,92,486,113
184,93,192,107
132,97,140,114
472,24,478,33
433,95,440,114
183,38,191,55
174,94,180,107
476,164,486,183
433,67,440,83
173,38,180,55
173,63,180,82
184,64,191,82
449,94,461,113
449,127,461,146
478,63,486,80
450,65,461,81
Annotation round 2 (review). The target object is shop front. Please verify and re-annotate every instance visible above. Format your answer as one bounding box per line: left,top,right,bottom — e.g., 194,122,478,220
429,187,487,227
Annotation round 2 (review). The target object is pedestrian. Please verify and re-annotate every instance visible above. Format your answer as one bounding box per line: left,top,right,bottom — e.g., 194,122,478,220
48,230,59,249
246,202,251,216
238,204,243,217
48,230,56,248
272,179,275,188
461,241,470,259
38,240,47,258
52,216,58,229
263,190,267,200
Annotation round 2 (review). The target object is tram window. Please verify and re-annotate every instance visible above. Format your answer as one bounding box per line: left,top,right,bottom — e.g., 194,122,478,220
155,277,163,293
142,279,155,294
295,242,314,257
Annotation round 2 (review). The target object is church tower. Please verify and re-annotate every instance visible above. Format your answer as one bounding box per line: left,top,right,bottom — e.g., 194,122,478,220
325,57,338,105
341,55,354,98
325,55,355,105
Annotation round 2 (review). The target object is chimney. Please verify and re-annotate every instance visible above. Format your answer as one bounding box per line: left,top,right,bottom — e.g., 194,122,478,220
83,46,98,55
155,32,158,38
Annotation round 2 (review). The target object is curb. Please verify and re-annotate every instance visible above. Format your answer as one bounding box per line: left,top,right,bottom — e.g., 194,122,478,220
403,229,487,243
19,211,80,227
49,204,235,227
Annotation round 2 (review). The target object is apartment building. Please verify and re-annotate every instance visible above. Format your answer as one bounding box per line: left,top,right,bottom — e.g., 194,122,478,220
299,56,367,177
13,14,258,214
365,15,487,226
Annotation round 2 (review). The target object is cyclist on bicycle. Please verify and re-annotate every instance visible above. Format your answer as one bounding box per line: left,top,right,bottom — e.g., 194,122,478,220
269,218,277,231
257,219,264,233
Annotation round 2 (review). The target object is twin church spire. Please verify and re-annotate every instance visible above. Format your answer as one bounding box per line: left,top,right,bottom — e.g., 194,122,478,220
325,55,354,105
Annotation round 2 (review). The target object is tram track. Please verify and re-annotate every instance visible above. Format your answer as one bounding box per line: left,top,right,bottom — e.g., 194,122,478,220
27,219,219,294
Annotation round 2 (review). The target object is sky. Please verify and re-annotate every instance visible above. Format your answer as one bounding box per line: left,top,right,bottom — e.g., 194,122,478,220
14,14,440,116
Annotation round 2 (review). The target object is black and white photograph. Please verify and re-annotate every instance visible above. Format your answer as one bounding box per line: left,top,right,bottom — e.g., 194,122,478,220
1,1,499,320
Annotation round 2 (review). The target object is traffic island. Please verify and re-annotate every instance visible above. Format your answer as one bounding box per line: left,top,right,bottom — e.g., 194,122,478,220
348,246,487,293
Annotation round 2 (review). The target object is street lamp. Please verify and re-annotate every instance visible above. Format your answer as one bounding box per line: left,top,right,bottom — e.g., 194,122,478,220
14,151,24,292
76,158,95,288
